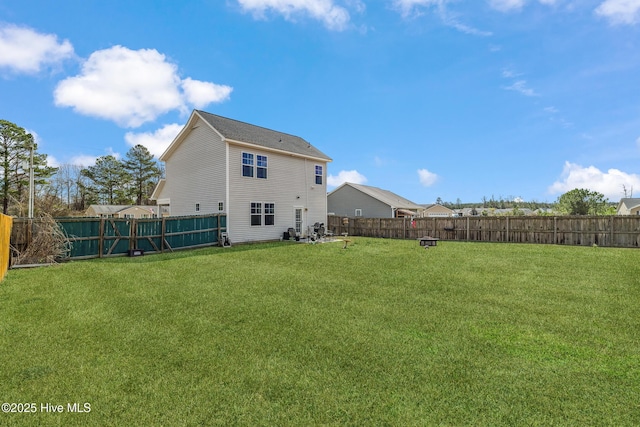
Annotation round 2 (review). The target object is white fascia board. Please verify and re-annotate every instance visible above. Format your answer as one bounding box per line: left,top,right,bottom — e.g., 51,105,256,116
159,112,198,161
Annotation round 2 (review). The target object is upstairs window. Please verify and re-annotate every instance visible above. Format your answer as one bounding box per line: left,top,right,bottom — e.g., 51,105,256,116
243,152,268,179
315,165,323,185
242,153,254,177
218,201,224,212
257,155,268,179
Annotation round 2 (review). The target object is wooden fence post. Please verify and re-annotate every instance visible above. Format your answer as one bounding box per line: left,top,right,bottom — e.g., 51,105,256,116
161,216,166,252
466,217,470,241
98,218,104,258
610,216,614,247
403,217,406,239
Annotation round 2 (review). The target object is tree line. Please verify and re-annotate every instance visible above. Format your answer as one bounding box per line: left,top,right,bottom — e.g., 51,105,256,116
1,119,162,217
436,190,615,215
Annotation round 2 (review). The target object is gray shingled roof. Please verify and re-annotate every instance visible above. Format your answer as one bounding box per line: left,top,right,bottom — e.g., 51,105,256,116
196,110,331,161
342,183,423,210
87,205,157,215
619,198,640,210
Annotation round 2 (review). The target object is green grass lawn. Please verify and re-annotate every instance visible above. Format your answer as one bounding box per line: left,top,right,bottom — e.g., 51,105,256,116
1,238,639,426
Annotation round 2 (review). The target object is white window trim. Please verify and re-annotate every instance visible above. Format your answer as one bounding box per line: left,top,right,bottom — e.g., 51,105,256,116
257,155,268,179
315,164,323,185
243,152,268,179
250,201,275,227
242,152,254,178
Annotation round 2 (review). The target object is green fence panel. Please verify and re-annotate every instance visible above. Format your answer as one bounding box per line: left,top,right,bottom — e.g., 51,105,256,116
136,219,163,253
164,215,220,250
57,219,102,258
47,214,225,260
102,219,132,256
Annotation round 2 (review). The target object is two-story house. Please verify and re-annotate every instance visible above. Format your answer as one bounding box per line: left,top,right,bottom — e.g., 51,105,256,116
151,110,332,243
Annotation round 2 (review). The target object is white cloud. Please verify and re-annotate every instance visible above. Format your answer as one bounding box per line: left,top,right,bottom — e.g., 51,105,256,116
327,169,367,187
418,168,439,187
181,78,232,109
68,155,99,168
125,123,183,158
503,80,539,96
237,0,352,30
488,0,526,12
548,161,640,200
24,128,40,144
488,0,559,12
105,147,122,160
441,12,493,36
0,24,74,74
595,0,640,25
373,156,387,167
501,68,522,78
47,155,60,168
392,0,445,18
54,46,232,128
392,0,492,35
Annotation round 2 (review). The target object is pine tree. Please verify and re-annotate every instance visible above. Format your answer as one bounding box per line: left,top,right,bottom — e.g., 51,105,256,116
81,155,131,205
123,145,161,205
0,120,57,215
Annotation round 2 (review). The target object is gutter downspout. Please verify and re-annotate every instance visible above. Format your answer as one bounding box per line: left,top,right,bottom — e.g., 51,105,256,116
305,158,309,237
225,140,230,239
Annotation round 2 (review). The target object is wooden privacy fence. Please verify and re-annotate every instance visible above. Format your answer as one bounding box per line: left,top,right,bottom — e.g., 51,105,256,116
327,215,640,248
0,213,12,278
12,214,227,262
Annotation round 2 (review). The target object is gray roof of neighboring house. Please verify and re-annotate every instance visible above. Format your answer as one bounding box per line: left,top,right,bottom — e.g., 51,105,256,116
87,205,157,215
196,110,332,161
618,198,640,210
333,183,423,210
421,204,455,211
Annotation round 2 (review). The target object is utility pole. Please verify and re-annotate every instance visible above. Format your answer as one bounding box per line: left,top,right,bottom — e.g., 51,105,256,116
28,144,34,218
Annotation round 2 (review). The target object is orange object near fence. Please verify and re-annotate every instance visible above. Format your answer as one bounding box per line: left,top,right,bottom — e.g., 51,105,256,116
0,213,13,280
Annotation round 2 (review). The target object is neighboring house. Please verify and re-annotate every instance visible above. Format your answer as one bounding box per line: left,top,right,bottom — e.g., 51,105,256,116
617,198,640,215
151,110,332,243
421,204,455,217
327,182,423,218
85,205,158,219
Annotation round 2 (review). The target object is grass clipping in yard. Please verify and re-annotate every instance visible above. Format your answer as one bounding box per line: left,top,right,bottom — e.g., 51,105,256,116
1,238,639,426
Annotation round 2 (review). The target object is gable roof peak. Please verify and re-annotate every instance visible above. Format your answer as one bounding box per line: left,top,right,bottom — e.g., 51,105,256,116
194,110,331,161
337,182,423,209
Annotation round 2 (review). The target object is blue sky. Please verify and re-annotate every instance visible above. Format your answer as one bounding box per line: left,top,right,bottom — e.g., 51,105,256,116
1,0,640,204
